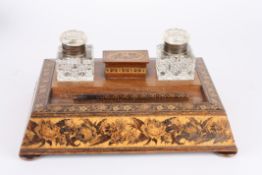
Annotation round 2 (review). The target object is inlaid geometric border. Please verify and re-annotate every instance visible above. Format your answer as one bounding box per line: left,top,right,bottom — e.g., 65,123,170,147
31,58,225,116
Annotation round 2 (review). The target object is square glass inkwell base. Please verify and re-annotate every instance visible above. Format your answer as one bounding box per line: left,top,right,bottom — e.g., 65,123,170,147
19,30,237,159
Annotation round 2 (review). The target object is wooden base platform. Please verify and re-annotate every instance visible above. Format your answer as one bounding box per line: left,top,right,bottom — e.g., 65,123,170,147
19,58,237,159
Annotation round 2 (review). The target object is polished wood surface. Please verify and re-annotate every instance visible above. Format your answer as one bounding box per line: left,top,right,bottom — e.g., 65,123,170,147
52,60,204,104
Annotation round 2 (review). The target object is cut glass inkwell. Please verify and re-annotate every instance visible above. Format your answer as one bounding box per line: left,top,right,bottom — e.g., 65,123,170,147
156,28,195,80
56,30,94,81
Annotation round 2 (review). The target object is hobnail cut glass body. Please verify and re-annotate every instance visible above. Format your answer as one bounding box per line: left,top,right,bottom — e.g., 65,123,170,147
56,45,94,81
156,44,195,80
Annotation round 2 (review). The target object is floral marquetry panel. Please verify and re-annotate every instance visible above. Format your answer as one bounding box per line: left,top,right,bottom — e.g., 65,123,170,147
21,115,235,151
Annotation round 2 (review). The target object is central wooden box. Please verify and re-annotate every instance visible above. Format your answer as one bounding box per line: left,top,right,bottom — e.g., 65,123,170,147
103,50,149,79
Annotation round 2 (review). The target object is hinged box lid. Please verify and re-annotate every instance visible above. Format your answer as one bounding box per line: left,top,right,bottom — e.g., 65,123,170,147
103,50,149,63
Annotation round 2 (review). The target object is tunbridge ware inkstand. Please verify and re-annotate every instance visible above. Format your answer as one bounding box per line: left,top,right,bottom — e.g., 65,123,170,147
20,29,237,159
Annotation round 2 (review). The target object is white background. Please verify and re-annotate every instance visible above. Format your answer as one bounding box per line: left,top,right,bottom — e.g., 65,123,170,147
0,0,261,174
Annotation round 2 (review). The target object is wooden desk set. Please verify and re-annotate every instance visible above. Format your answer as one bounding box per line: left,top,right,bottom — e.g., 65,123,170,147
19,29,237,159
